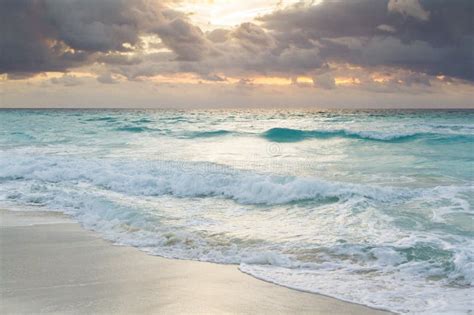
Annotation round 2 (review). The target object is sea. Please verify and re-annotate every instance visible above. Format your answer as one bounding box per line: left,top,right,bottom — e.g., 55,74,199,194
0,109,472,314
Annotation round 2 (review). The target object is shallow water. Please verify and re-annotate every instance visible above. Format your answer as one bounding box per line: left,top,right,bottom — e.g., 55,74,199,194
0,109,473,314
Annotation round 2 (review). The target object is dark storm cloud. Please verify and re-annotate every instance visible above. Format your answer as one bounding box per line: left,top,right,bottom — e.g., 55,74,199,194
231,23,276,53
0,0,90,75
0,0,180,76
190,0,473,80
153,18,213,61
259,0,474,80
176,22,323,77
1,0,472,82
260,0,391,39
43,0,143,52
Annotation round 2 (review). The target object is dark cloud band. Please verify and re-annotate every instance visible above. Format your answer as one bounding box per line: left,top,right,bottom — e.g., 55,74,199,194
1,0,472,82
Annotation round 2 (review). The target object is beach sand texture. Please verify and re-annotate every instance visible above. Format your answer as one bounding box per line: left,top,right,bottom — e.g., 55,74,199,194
0,210,390,314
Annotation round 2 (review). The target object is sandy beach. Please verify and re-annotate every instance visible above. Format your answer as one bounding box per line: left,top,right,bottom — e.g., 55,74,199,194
0,209,391,314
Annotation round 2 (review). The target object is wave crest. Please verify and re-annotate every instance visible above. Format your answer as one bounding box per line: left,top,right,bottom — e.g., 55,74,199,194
0,155,411,205
185,130,233,138
262,127,423,142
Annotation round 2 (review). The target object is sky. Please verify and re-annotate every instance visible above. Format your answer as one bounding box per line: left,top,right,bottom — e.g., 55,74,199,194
0,0,473,108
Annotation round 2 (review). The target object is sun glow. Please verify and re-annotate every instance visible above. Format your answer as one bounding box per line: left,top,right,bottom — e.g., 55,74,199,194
295,76,314,84
371,73,392,83
335,77,361,86
174,0,310,30
252,76,292,85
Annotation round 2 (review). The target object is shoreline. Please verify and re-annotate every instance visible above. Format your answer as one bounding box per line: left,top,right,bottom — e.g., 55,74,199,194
1,209,392,314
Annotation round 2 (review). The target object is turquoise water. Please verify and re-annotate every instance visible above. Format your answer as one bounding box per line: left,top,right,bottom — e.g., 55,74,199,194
0,109,473,313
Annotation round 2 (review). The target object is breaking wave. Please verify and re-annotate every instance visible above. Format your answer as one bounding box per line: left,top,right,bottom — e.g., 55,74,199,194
0,154,412,205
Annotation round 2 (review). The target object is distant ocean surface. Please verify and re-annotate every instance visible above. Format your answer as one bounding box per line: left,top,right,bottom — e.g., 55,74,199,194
1,109,473,314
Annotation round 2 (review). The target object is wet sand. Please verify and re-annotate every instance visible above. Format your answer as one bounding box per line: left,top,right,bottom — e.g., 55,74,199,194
0,210,391,314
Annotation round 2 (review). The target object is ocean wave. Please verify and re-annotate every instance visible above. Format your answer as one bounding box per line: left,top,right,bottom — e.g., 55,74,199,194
9,131,36,140
0,155,412,205
262,127,424,142
185,130,234,138
239,251,474,314
132,118,154,124
239,238,474,314
84,116,117,122
115,126,160,133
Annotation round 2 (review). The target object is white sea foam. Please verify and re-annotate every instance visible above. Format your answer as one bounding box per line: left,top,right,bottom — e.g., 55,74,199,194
240,261,474,314
0,154,414,205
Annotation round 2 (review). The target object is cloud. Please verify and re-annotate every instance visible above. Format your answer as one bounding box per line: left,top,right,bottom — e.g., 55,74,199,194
0,0,91,75
153,18,212,61
97,54,143,66
0,0,175,76
201,73,227,82
231,23,276,53
206,29,231,43
258,0,474,81
1,0,473,85
50,74,83,86
313,73,336,90
377,24,397,33
43,0,144,52
96,73,119,84
388,0,430,21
